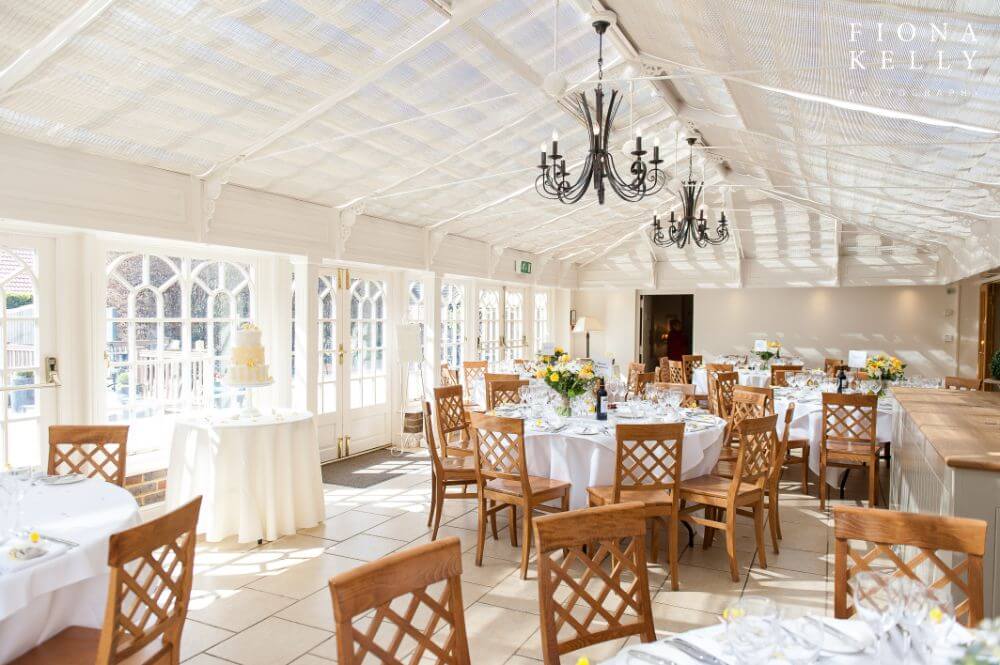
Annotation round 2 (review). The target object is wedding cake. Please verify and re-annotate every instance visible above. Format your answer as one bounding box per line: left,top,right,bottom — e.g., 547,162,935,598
226,323,272,385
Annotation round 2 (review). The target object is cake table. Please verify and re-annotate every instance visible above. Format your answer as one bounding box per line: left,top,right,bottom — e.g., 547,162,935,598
166,409,324,543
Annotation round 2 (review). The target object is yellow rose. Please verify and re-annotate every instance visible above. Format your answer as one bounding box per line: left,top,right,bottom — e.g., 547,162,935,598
535,369,546,379
550,372,560,382
579,368,593,379
553,346,564,355
559,354,570,363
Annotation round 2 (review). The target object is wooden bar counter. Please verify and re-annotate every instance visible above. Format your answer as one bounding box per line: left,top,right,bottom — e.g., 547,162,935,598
890,387,1000,616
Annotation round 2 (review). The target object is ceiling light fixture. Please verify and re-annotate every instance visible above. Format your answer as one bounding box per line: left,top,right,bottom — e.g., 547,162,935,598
651,137,730,249
536,20,664,205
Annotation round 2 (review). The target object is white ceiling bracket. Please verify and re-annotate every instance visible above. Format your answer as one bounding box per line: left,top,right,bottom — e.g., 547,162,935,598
488,245,506,278
425,229,448,270
337,202,364,259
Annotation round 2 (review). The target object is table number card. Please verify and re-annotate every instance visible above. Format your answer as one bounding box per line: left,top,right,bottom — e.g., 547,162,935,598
754,339,768,352
848,350,870,369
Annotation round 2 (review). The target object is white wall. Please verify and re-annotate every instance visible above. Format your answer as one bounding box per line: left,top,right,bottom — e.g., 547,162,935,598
573,284,963,378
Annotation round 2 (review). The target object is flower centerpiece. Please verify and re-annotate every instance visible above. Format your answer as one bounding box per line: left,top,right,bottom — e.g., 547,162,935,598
534,354,597,416
753,340,782,363
865,353,906,382
537,345,567,367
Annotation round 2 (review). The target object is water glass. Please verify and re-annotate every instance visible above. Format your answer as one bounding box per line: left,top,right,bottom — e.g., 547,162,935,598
778,616,824,664
853,571,900,661
724,597,779,664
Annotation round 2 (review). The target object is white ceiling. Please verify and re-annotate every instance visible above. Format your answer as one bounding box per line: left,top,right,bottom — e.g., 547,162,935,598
0,0,997,285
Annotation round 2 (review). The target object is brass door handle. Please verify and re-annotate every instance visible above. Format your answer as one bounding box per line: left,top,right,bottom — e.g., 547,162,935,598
344,435,351,456
338,343,345,365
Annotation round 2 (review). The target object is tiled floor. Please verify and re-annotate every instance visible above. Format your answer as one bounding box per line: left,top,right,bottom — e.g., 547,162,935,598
181,451,885,664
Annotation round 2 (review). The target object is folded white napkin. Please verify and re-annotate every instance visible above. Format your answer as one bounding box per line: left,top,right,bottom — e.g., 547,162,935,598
0,539,69,575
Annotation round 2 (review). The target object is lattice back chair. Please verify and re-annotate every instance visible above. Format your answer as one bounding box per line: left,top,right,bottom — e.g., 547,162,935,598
655,382,699,408
626,362,645,395
705,365,734,414
533,503,655,664
720,387,769,461
711,371,739,419
616,423,685,589
462,360,488,404
819,392,878,510
470,413,570,579
824,358,846,374
486,379,528,411
667,360,685,384
833,506,986,628
944,376,981,391
328,537,471,665
706,362,734,373
658,356,670,376
440,363,459,387
48,425,129,487
433,385,472,458
681,354,702,383
770,364,804,388
633,371,655,398
15,497,203,665
423,403,477,539
732,413,779,493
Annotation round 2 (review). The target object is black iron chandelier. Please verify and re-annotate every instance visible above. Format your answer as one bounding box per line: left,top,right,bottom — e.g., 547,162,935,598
651,137,730,248
535,20,664,205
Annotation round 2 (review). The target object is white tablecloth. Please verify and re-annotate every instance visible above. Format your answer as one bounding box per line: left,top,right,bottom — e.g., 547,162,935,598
166,410,324,543
522,414,727,509
692,368,771,394
774,391,894,487
0,479,140,663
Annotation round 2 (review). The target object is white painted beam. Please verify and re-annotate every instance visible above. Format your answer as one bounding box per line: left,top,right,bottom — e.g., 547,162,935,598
0,0,116,96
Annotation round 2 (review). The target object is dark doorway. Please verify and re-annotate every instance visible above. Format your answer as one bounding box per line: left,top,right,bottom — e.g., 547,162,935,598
639,294,694,371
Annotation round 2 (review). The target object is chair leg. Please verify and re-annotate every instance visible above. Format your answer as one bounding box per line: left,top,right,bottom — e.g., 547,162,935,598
475,495,487,566
839,469,850,499
431,481,446,540
801,446,809,495
650,518,660,564
767,497,780,554
868,460,877,508
520,508,533,579
703,507,717,550
724,508,739,582
753,501,768,570
427,476,436,527
667,515,679,591
507,503,518,548
489,500,499,541
818,455,827,511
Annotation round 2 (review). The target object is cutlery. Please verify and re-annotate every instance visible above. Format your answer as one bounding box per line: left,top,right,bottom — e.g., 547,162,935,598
665,637,727,665
34,532,79,549
626,649,677,665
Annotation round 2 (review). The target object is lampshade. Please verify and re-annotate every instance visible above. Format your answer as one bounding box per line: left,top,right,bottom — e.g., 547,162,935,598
573,317,604,334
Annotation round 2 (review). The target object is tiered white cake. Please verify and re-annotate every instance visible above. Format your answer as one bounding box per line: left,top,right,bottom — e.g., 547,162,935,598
226,323,272,385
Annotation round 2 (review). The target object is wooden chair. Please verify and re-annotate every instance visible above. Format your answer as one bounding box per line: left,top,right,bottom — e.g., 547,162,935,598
533,503,656,664
655,382,700,408
658,356,671,377
513,358,529,368
633,371,655,397
944,376,981,391
717,386,769,463
709,370,739,418
819,393,878,510
681,354,702,383
328,537,471,665
440,363,459,387
778,402,810,495
462,360,488,405
587,423,685,590
770,364,803,387
48,425,129,487
626,362,645,396
470,413,570,579
736,385,774,414
706,362,734,374
666,360,685,384
824,358,846,374
13,497,202,665
423,403,477,539
486,379,527,411
833,506,986,628
484,372,518,385
681,414,777,582
433,385,472,458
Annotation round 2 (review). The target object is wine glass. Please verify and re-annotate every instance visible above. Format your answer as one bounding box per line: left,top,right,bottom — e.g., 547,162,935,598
853,571,899,660
723,596,779,665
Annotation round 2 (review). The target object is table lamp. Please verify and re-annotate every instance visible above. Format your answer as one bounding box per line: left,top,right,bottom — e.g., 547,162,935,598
572,317,603,358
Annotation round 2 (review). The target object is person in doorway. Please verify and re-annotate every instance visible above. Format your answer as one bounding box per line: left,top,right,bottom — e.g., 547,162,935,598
665,318,688,361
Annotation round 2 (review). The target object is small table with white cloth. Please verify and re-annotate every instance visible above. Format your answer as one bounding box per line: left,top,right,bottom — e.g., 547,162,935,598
692,367,771,395
773,388,894,487
516,409,727,510
0,478,140,663
166,409,324,543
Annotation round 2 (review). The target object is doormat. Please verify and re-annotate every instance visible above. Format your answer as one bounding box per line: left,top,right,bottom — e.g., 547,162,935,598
321,448,430,488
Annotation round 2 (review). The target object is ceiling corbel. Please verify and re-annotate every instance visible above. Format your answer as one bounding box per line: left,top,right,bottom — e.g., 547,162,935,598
425,229,448,270
488,245,507,278
337,202,364,259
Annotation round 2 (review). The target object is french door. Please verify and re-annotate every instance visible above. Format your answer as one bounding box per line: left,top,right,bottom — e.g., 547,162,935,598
476,285,527,364
0,235,56,467
316,267,390,461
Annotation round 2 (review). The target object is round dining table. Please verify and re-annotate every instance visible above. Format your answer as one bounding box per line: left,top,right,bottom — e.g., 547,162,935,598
520,412,727,509
692,367,771,395
0,478,140,663
773,388,895,487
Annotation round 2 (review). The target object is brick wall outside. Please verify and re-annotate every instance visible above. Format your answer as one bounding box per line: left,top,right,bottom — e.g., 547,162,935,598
124,468,167,506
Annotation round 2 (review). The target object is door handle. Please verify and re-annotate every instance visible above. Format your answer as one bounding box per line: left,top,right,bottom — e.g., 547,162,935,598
344,435,351,456
338,343,345,365
336,436,343,457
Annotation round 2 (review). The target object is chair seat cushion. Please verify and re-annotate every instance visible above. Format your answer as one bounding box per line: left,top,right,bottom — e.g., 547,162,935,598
681,474,759,499
587,486,674,506
11,627,100,665
485,476,569,498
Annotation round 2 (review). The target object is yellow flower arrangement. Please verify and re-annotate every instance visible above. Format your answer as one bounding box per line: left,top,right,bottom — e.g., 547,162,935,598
549,372,560,382
865,352,906,381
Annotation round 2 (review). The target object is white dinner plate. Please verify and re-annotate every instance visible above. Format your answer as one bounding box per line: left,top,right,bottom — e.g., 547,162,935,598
37,474,86,486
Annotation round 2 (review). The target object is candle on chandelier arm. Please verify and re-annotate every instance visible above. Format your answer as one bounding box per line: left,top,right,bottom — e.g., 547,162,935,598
551,129,559,155
540,143,547,167
653,137,660,162
635,126,642,151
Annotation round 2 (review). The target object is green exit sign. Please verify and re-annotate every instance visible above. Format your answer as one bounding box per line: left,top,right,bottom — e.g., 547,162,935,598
517,260,532,275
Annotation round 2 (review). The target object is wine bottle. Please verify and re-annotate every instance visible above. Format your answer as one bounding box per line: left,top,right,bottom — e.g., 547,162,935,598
595,379,608,421
836,367,847,394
